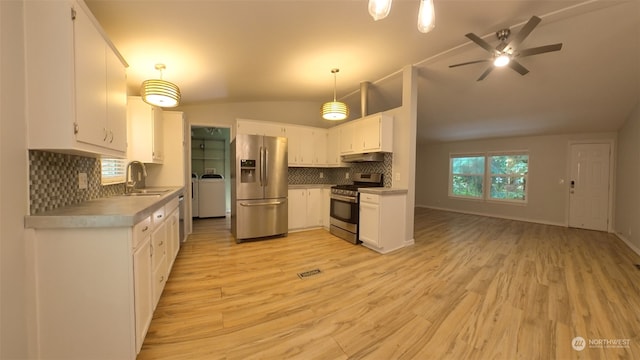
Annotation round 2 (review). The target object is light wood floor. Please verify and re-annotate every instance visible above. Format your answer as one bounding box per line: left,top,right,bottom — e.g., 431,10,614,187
138,208,640,359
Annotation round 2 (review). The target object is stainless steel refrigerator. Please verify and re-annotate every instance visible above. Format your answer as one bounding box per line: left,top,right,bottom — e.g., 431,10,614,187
231,134,288,242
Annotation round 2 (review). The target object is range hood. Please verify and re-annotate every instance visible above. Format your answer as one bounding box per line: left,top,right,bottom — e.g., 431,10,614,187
341,152,385,163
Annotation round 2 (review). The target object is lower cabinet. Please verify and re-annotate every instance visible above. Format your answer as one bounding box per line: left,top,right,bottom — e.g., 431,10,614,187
29,196,181,360
288,187,325,231
132,217,153,354
359,192,407,254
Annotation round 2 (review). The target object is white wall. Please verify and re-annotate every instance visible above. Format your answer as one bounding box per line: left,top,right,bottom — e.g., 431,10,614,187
0,0,30,358
416,132,617,226
615,103,640,253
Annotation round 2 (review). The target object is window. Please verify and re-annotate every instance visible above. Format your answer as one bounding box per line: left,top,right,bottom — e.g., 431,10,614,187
450,155,485,199
101,158,126,185
449,152,528,203
489,154,528,201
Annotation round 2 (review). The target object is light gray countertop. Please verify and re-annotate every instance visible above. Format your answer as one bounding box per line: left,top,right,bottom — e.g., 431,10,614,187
24,187,184,229
358,187,408,195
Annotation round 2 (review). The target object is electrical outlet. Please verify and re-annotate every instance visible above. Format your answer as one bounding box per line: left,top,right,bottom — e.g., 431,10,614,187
395,172,401,181
78,172,88,189
345,172,349,179
319,172,324,179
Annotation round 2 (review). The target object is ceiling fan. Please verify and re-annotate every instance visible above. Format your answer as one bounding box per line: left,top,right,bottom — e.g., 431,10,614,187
449,16,563,81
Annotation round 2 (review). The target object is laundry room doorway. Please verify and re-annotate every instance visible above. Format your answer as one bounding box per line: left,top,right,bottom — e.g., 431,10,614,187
190,126,231,222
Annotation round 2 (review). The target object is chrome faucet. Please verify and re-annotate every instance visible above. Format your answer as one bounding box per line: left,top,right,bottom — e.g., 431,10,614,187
125,160,148,193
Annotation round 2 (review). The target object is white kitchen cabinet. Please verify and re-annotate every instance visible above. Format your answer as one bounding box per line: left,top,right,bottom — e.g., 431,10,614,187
132,216,153,354
236,119,286,138
287,126,328,167
25,0,127,158
337,113,393,155
339,122,356,154
322,188,331,230
166,202,181,272
306,188,323,227
151,205,168,307
128,96,164,163
359,192,407,254
288,187,324,230
288,189,307,230
27,195,182,359
327,127,342,166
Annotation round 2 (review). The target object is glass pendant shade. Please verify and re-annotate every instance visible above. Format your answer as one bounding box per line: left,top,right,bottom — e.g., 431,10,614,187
417,0,435,33
368,0,393,21
140,64,181,108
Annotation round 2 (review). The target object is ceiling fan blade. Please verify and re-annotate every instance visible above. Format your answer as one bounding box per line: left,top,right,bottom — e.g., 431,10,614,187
508,59,530,76
502,16,542,52
449,59,490,68
465,33,498,54
517,43,563,57
477,66,494,81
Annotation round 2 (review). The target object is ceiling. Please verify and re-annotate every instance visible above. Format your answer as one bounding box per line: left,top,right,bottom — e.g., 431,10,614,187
86,0,640,143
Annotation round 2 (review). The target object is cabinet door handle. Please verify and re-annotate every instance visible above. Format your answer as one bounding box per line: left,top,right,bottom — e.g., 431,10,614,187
103,128,108,141
109,130,114,143
159,275,164,283
157,214,163,219
142,226,149,232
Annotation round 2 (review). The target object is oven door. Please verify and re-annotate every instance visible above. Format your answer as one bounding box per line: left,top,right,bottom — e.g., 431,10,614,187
330,194,358,225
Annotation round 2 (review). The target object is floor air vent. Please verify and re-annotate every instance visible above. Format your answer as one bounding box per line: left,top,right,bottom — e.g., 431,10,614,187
297,269,321,279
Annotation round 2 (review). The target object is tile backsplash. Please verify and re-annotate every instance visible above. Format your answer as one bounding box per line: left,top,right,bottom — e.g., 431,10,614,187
29,150,123,214
30,150,393,214
287,153,392,187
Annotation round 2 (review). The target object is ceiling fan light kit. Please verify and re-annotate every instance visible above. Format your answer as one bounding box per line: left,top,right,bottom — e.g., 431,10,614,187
368,0,435,33
141,63,181,108
449,15,563,81
321,68,349,121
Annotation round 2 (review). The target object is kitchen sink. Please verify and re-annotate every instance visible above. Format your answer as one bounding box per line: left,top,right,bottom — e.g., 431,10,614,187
129,189,172,194
115,189,172,197
120,193,161,197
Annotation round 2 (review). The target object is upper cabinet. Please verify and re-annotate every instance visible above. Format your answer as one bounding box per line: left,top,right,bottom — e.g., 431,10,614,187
339,113,393,155
236,119,286,138
127,96,164,164
25,0,128,158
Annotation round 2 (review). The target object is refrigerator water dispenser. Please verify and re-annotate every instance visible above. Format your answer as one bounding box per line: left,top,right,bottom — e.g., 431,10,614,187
240,159,256,183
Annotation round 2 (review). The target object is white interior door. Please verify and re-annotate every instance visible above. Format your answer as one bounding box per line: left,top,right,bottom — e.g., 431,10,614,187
568,143,611,231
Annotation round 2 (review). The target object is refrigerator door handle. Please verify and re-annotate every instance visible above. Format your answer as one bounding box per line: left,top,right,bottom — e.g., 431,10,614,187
264,147,269,187
259,146,264,186
239,200,286,207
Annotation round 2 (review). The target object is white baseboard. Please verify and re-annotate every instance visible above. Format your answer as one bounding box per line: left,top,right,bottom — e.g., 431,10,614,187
614,233,640,257
416,205,566,227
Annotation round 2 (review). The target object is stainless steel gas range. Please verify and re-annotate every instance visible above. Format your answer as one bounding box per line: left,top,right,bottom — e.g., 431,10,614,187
329,173,383,244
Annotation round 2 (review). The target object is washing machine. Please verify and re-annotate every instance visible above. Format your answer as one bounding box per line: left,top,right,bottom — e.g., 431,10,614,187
198,174,226,218
191,173,199,218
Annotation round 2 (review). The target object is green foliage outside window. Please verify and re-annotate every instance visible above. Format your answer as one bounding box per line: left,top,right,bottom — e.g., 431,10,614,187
451,156,484,198
489,155,528,201
450,154,528,202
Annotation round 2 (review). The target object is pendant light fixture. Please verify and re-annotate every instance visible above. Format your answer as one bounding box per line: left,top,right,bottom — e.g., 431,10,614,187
368,0,392,21
367,0,435,34
140,63,181,108
417,0,435,33
321,68,349,121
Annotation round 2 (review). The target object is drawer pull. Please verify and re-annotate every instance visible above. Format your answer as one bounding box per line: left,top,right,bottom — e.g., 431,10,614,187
157,214,163,219
142,226,149,232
